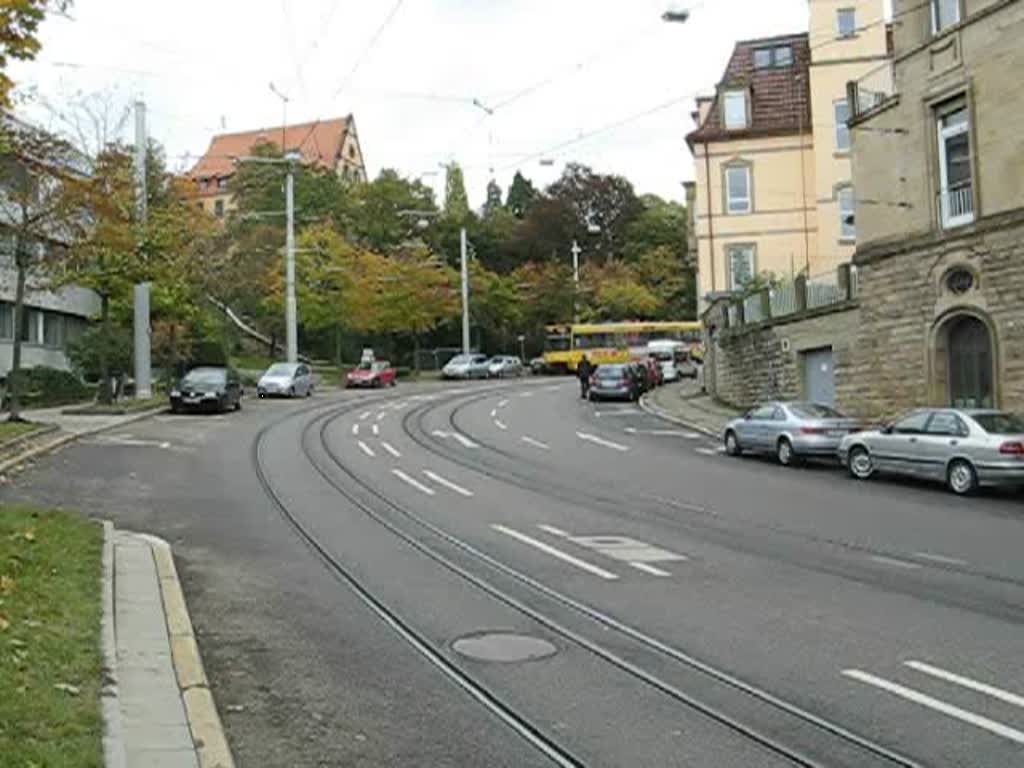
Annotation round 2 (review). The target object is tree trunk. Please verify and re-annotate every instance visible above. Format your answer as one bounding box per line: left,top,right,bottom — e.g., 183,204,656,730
97,293,113,405
7,246,29,422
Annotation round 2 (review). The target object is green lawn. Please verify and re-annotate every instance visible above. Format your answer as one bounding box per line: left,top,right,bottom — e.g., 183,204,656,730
0,421,42,445
0,506,103,767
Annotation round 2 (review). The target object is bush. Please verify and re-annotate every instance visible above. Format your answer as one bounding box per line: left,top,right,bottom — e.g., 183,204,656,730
67,325,132,382
3,366,92,409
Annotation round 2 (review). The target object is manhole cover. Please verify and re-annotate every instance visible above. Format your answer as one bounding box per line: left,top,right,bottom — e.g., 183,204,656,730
452,632,557,663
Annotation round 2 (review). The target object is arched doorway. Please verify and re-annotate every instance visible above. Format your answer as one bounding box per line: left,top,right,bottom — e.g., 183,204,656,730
947,315,993,408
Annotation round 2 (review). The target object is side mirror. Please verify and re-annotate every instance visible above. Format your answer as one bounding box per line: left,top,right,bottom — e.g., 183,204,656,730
880,423,893,435
743,412,752,421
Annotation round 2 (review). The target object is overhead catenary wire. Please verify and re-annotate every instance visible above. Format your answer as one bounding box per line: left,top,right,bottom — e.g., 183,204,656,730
332,0,406,99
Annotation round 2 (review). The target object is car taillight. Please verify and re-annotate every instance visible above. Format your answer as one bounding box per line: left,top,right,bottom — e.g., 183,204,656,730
800,427,828,435
999,441,1024,455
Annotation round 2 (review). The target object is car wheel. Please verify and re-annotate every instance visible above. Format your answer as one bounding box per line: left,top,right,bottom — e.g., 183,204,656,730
170,402,181,415
777,437,796,467
235,397,242,411
390,379,397,387
289,387,295,398
947,459,977,496
848,446,874,480
724,430,742,457
306,386,313,398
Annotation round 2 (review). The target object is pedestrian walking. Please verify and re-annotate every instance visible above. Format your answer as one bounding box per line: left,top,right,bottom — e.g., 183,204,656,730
578,355,594,399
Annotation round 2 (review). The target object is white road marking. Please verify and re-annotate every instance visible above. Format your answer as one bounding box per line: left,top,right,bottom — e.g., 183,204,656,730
392,469,436,495
498,399,509,407
359,411,371,421
570,535,687,563
843,669,1024,745
576,432,629,452
521,436,550,450
87,436,173,450
352,424,360,436
494,419,508,431
869,555,922,570
594,410,641,418
625,428,701,437
537,525,569,537
423,470,474,497
451,433,479,448
630,562,672,577
544,385,562,391
372,424,380,436
519,391,534,398
905,661,1024,710
357,441,376,458
695,447,717,456
913,552,968,566
492,525,618,580
649,496,710,514
156,415,225,422
380,441,402,458
376,411,387,421
490,409,497,418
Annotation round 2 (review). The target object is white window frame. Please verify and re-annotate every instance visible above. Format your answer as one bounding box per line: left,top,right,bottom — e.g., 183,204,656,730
723,90,748,130
931,0,960,33
773,46,793,66
837,186,856,240
726,245,756,291
837,8,857,37
834,99,851,152
724,165,752,215
936,105,974,228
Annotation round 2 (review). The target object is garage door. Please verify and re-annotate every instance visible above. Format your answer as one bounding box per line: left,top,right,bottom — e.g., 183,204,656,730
803,347,835,406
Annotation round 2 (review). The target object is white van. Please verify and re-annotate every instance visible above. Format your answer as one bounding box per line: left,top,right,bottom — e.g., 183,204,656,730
646,340,692,382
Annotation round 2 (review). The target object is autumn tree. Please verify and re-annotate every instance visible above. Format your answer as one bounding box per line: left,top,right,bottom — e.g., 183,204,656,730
0,1,71,109
505,171,537,218
469,263,522,353
580,262,661,321
442,161,469,222
0,117,85,419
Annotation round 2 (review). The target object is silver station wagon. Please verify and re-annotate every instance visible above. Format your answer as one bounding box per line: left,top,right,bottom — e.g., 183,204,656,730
839,409,1024,495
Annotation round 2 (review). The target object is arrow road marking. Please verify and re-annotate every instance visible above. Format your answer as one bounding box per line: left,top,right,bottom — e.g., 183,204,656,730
576,432,629,452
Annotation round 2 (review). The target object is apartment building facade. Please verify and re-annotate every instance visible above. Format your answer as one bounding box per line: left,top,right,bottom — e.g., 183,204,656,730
189,115,366,219
687,1,890,314
847,0,1024,415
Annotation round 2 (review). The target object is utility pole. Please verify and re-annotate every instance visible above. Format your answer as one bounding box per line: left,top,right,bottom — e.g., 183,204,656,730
460,227,470,355
285,166,297,363
571,239,582,322
133,100,152,399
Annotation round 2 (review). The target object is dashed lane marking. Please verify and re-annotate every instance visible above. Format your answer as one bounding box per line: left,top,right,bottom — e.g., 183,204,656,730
869,555,922,570
372,423,380,436
376,411,388,421
392,469,436,496
494,419,508,431
490,409,497,418
380,441,402,458
423,470,474,497
359,411,371,420
352,424,360,436
357,440,376,458
537,524,569,537
521,436,550,451
576,432,629,452
905,661,1024,710
519,391,534,398
629,562,672,577
492,525,619,580
843,669,1024,745
913,552,968,566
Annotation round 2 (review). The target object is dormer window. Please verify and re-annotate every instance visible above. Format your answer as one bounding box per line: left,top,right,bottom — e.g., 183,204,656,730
753,46,792,69
723,90,749,130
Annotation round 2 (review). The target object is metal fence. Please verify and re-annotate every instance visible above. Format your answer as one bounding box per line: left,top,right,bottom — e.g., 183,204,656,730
743,293,765,324
806,271,843,310
724,264,857,331
770,281,798,317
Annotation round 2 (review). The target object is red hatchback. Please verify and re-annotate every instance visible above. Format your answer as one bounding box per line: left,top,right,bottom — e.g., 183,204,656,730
346,361,397,388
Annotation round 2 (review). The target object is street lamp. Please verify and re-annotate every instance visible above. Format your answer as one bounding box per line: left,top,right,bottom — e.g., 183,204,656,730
662,8,690,23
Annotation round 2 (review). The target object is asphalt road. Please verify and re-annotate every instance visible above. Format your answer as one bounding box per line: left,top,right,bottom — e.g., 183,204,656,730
4,379,1024,767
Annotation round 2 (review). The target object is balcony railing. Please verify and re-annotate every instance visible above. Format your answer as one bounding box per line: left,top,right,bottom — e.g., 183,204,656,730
722,264,857,331
806,271,843,310
938,182,974,229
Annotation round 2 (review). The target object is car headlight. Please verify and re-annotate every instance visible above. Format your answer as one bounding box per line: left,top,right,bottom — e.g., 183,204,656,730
170,389,180,398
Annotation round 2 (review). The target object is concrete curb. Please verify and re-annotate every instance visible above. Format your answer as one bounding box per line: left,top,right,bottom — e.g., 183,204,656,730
100,521,127,768
638,392,719,439
0,423,60,455
141,533,235,768
0,406,167,476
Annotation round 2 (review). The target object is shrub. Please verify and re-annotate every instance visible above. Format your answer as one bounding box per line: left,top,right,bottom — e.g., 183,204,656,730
66,325,132,382
3,366,92,409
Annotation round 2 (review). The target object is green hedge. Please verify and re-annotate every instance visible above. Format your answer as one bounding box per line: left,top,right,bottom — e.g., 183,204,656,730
3,366,93,410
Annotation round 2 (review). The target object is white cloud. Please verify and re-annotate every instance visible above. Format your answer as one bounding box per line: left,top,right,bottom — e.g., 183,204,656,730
10,0,812,206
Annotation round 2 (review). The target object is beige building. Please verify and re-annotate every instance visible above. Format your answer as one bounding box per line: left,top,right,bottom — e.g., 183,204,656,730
188,116,366,219
845,0,1024,414
687,1,891,313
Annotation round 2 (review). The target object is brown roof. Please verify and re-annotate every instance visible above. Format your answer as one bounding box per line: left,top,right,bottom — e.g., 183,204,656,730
189,116,353,179
686,32,810,146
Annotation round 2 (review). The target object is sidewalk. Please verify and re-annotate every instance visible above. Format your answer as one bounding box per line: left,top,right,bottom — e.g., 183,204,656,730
104,524,233,768
641,379,741,437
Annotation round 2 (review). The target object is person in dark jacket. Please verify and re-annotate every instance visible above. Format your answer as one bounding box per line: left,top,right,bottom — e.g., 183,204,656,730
578,355,594,399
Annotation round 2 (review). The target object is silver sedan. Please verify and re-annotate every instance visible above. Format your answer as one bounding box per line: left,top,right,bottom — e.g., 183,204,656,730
839,408,1024,495
723,401,863,466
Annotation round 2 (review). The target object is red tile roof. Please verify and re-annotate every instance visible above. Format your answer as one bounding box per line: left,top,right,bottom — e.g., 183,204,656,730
686,33,810,146
189,116,353,179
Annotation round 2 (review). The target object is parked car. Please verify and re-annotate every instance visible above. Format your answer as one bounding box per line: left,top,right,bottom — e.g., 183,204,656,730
589,363,643,402
647,340,688,382
723,401,862,465
839,408,1024,495
628,361,655,394
346,360,397,388
442,354,490,379
642,357,663,388
488,356,524,378
257,362,314,398
170,366,242,414
529,357,548,375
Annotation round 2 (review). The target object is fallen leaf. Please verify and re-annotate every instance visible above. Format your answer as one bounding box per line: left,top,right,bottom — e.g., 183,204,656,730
0,575,13,593
9,638,26,648
54,683,80,696
22,530,35,542
0,615,9,631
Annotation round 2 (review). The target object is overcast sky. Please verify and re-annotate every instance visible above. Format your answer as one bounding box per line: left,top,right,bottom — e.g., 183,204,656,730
10,0,860,207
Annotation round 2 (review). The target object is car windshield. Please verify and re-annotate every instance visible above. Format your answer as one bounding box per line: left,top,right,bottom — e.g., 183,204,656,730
789,403,845,419
447,355,471,365
356,362,373,371
650,351,673,361
596,366,625,378
265,363,296,376
972,412,1024,434
182,369,225,386
372,363,388,372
